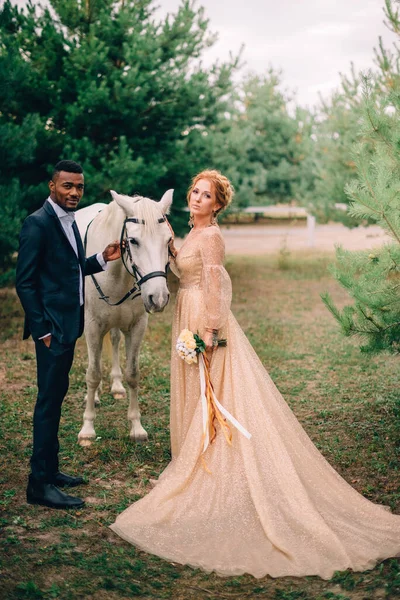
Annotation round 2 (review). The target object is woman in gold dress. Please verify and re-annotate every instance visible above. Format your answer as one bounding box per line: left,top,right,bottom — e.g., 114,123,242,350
110,170,400,579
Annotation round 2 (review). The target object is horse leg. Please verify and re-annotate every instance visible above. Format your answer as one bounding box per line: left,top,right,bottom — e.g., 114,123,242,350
109,327,126,399
83,381,101,407
78,325,104,447
124,315,148,442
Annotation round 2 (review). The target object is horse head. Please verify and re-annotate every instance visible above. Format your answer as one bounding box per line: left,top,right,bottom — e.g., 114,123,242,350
110,189,174,314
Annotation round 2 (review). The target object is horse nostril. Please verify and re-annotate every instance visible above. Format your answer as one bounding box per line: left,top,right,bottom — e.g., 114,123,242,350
147,292,169,312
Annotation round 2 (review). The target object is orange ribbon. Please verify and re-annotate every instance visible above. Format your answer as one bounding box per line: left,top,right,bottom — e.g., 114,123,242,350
202,353,233,448
198,353,251,473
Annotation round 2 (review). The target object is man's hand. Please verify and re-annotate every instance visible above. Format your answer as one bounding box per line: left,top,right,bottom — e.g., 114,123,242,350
102,240,121,262
42,335,52,348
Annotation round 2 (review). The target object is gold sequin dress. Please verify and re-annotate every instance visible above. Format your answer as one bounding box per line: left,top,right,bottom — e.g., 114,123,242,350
110,225,400,579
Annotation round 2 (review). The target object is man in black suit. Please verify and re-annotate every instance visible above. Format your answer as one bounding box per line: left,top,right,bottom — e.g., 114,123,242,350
16,160,121,509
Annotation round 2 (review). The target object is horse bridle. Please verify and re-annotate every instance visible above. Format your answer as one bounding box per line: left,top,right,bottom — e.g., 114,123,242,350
84,215,171,307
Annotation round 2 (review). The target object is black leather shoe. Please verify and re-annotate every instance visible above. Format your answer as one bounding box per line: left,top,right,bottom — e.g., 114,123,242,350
49,471,85,488
27,479,85,509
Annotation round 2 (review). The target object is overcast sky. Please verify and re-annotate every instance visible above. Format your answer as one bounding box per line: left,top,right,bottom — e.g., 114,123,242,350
13,0,398,108
157,0,398,108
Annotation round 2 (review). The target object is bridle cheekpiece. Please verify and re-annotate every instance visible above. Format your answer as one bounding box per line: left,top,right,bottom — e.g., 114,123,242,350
85,214,170,307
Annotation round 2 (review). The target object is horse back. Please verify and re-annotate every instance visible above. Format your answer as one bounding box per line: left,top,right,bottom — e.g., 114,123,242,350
75,203,107,240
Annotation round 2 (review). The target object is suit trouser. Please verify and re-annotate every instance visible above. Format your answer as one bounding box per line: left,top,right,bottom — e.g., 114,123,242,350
31,338,76,481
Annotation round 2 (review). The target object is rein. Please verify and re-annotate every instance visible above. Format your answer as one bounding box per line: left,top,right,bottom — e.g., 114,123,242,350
84,214,170,307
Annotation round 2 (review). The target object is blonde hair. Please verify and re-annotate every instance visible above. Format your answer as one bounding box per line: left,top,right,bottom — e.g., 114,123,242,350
187,169,234,215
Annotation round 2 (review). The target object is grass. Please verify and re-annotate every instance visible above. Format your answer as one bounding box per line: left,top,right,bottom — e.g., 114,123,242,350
0,251,399,600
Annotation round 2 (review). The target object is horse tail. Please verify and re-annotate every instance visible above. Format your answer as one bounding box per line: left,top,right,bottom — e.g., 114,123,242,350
102,331,112,360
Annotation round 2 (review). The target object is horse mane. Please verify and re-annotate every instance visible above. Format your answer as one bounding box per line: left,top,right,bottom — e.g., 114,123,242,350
130,196,164,236
97,194,164,237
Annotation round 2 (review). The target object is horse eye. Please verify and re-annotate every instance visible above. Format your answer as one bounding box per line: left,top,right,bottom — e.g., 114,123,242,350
129,238,139,246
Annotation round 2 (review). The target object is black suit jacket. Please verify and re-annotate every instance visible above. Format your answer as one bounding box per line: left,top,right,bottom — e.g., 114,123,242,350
16,200,103,344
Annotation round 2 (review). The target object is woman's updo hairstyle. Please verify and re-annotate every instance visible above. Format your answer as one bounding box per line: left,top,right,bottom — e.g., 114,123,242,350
187,169,234,216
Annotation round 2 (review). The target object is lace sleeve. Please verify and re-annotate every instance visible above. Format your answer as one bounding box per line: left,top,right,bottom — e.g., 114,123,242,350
200,228,232,330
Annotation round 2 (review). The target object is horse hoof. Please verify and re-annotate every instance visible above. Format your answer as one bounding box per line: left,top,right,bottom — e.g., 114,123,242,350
78,438,93,448
130,431,148,443
78,429,96,447
112,392,126,400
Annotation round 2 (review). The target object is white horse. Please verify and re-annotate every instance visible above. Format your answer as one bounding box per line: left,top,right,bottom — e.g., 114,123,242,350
75,189,173,446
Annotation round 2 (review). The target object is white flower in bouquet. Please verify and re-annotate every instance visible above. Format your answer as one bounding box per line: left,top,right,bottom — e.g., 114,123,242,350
177,329,200,364
188,350,198,364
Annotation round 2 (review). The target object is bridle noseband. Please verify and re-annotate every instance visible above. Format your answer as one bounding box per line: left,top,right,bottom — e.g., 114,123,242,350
85,214,171,307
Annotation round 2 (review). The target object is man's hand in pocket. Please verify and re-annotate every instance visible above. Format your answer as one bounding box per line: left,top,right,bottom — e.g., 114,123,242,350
42,335,52,348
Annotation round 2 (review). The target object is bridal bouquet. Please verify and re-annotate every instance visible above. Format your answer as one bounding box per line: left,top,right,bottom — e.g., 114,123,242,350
176,328,226,364
176,329,251,461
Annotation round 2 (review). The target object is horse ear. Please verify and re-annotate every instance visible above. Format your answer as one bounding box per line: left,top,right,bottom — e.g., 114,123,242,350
110,190,139,214
159,189,174,215
110,190,120,203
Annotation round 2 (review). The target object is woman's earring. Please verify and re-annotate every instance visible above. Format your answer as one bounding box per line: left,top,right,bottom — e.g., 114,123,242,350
188,213,194,228
211,211,217,225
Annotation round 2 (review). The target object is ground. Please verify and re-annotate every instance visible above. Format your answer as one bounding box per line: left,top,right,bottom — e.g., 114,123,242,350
0,240,399,600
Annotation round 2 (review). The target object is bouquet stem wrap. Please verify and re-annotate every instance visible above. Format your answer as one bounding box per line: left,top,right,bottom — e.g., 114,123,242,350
199,353,251,454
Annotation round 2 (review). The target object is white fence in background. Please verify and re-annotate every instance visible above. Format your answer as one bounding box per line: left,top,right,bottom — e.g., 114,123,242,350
240,206,316,247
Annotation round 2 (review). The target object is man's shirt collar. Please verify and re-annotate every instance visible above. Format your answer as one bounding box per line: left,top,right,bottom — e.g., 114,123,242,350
47,197,75,220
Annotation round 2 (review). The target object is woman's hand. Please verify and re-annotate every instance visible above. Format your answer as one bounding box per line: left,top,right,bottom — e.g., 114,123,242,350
166,217,178,258
203,330,215,353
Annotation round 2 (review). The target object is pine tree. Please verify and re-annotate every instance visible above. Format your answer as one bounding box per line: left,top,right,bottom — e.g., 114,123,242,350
302,1,400,229
300,65,368,227
207,70,311,208
322,66,400,352
0,3,44,276
0,0,238,276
